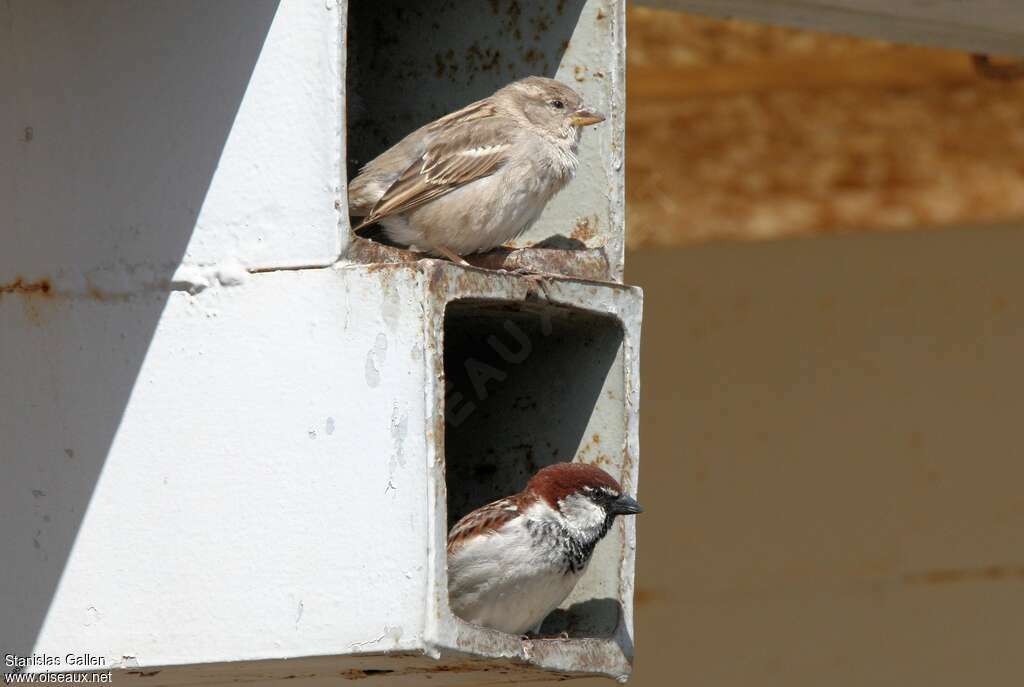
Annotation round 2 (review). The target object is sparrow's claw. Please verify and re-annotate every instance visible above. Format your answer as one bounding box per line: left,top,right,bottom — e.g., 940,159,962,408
507,267,554,301
520,630,571,640
436,245,471,267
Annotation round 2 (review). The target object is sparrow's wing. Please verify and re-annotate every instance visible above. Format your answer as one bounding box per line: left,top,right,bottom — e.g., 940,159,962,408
348,99,497,218
354,116,513,230
447,495,523,554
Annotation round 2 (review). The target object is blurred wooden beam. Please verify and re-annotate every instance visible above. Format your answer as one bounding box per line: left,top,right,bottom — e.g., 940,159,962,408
633,0,1024,57
629,49,978,101
624,8,1024,250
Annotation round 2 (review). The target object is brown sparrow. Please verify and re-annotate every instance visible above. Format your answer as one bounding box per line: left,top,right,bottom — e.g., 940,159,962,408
348,76,605,265
447,462,642,635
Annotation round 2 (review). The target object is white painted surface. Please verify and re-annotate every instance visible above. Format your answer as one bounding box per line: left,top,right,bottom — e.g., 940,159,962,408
0,0,343,279
4,268,430,665
638,0,1024,55
1,2,638,682
1,262,642,681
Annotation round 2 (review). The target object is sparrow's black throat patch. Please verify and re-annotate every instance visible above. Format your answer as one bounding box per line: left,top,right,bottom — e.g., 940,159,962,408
524,512,617,575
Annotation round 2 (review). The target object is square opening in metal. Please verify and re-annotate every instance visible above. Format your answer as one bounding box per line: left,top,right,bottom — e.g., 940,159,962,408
344,1,589,239
443,297,627,639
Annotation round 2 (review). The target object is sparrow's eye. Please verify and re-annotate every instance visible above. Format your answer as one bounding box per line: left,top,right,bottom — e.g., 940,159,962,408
550,99,565,109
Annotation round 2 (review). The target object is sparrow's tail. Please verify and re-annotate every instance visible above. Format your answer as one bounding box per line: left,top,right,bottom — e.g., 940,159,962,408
351,220,386,242
351,215,378,235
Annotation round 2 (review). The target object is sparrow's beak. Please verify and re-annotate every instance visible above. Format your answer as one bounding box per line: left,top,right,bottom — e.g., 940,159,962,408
610,494,644,515
571,107,606,127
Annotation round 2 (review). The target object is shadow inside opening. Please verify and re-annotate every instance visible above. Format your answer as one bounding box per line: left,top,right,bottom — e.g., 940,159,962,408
443,297,625,638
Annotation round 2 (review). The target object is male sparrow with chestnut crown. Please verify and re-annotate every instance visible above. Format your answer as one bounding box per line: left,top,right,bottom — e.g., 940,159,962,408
348,76,605,265
447,462,642,635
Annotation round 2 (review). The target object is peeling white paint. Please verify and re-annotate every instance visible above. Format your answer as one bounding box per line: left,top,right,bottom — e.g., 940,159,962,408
364,333,388,388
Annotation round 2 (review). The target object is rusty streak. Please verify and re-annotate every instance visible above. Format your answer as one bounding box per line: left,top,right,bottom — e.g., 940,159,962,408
348,235,612,282
0,277,52,296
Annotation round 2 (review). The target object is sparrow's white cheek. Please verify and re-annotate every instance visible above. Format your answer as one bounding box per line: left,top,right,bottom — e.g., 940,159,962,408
558,494,606,538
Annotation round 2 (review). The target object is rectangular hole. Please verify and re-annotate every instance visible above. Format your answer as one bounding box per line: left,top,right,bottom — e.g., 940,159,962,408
344,1,594,252
443,298,627,638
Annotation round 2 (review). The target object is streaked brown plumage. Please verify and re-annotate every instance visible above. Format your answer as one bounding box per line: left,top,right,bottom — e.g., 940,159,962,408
447,462,642,634
348,76,605,263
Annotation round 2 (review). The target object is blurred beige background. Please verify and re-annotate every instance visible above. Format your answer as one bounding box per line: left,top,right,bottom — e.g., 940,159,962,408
535,6,1024,685
620,229,1024,686
626,7,1024,248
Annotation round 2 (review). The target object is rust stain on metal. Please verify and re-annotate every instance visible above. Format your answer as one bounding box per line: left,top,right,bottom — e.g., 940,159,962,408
903,566,1024,585
427,265,451,296
351,234,611,282
523,48,543,66
81,285,131,303
505,0,522,23
434,49,458,80
468,246,611,282
529,13,552,41
619,449,637,491
339,668,391,680
334,649,579,682
0,277,53,297
466,42,502,73
570,216,598,243
596,7,606,21
348,236,421,267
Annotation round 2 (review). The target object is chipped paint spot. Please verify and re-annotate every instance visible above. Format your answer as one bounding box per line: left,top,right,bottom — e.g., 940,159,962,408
389,403,409,476
381,286,402,333
84,605,101,627
213,258,248,287
365,333,388,388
